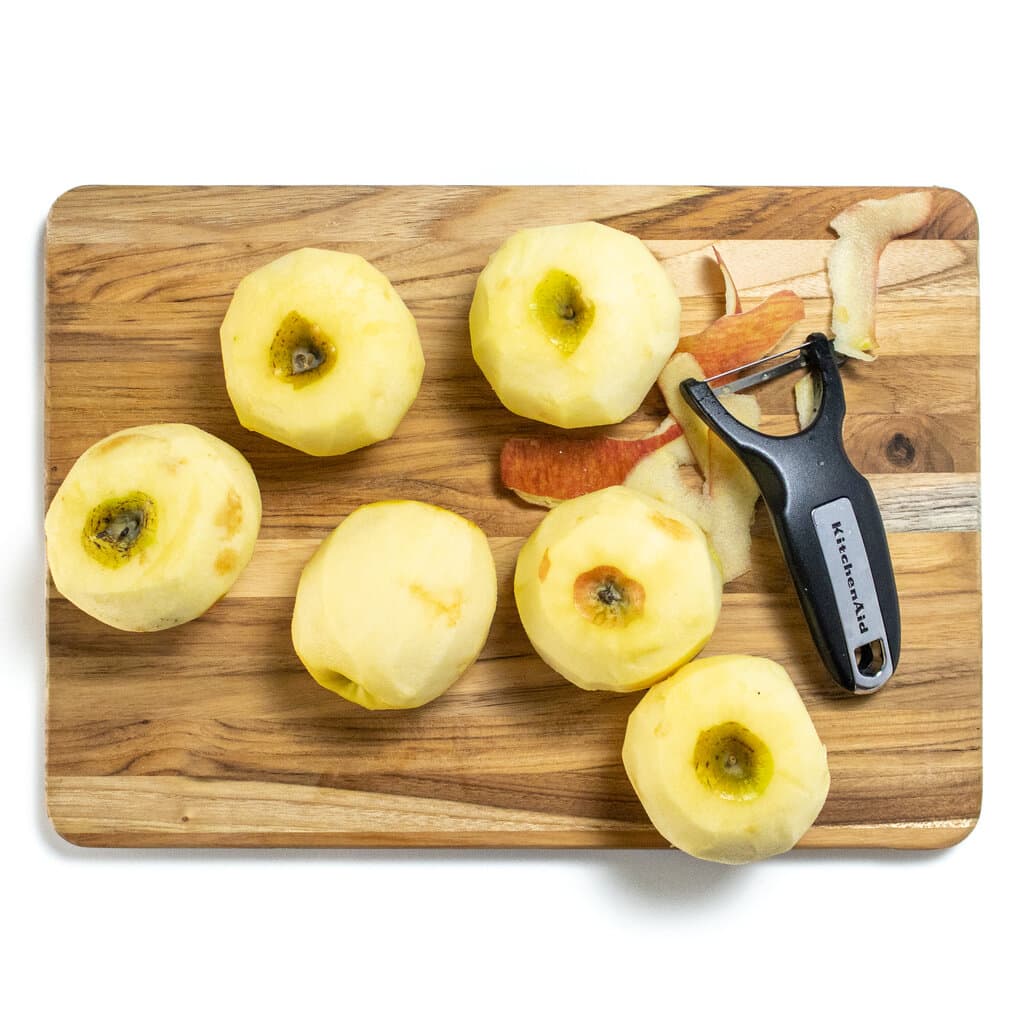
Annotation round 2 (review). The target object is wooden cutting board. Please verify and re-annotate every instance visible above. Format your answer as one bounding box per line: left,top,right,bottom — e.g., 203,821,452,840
44,186,981,849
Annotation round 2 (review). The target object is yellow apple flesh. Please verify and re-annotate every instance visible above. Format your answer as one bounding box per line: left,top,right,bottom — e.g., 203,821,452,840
514,486,722,692
220,247,424,456
291,501,497,710
45,423,261,631
470,222,682,428
623,655,830,864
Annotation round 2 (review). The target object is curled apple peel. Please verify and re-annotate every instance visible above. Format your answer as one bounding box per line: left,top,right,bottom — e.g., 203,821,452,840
502,356,765,581
677,250,804,377
656,353,762,582
794,373,817,431
827,190,934,361
715,245,742,317
500,416,684,506
624,438,711,533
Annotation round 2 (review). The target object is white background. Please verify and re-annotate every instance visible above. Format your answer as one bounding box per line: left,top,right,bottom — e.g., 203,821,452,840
3,3,1017,1020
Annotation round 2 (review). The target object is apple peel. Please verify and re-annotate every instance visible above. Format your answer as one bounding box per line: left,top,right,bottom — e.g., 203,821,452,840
501,416,685,507
677,290,804,377
705,395,761,582
715,245,742,317
624,440,711,533
657,352,762,582
658,352,711,476
677,250,804,378
827,190,934,361
794,374,818,430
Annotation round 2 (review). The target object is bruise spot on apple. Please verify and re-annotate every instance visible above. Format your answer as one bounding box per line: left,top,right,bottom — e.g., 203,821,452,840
574,566,645,627
216,487,244,539
214,548,238,576
94,432,139,457
409,583,462,627
538,548,551,582
650,511,690,541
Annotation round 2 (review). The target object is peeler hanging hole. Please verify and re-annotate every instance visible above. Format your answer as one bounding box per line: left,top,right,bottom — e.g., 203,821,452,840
854,638,886,677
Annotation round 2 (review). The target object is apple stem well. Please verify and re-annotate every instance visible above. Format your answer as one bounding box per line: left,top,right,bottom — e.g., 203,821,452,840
573,565,645,626
530,269,595,356
693,721,774,801
82,492,156,567
270,311,337,387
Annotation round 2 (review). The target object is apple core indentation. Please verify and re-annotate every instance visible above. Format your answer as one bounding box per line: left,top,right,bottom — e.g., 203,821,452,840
573,565,644,627
530,269,595,356
82,492,156,568
270,311,337,387
693,721,774,801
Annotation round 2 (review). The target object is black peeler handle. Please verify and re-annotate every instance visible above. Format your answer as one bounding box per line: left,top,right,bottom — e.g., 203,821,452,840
681,333,900,694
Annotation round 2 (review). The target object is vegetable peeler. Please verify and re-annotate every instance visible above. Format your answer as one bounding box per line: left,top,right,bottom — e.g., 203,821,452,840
680,332,900,694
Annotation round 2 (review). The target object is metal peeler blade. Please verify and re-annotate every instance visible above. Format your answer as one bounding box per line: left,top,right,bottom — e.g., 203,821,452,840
705,335,848,397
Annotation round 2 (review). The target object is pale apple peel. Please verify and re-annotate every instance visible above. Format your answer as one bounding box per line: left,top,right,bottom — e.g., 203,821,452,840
657,353,762,582
705,393,761,583
827,190,935,361
794,373,818,430
714,245,742,316
624,441,711,534
509,488,562,510
658,352,711,476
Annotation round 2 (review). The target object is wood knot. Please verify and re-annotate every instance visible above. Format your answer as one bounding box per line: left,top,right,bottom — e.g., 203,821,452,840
885,432,916,468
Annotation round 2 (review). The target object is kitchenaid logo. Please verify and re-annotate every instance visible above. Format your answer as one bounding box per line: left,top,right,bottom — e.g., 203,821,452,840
831,520,870,634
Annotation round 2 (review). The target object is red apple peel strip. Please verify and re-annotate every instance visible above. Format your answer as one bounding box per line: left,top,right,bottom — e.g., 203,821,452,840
501,416,685,505
676,289,805,377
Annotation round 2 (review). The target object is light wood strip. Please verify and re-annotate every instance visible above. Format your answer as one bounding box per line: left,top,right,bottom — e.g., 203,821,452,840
45,776,979,850
45,524,969,604
45,185,978,245
873,473,980,532
44,238,979,305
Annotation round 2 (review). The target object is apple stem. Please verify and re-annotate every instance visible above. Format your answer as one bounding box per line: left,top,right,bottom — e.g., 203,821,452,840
291,345,324,374
97,510,144,549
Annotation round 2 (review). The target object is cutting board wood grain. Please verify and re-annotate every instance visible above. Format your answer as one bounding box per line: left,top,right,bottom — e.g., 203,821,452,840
44,185,981,849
